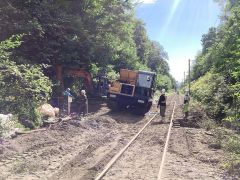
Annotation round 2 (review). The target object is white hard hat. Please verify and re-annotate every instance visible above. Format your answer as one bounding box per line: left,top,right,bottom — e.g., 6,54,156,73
81,90,86,94
161,89,166,94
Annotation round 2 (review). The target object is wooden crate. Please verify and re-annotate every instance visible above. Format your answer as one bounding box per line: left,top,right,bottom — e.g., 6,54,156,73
120,69,138,85
109,82,121,93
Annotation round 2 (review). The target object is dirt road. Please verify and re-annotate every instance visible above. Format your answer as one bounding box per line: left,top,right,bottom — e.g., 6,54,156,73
0,95,229,180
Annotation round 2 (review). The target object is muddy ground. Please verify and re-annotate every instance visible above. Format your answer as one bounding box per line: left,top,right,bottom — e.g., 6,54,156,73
0,95,232,180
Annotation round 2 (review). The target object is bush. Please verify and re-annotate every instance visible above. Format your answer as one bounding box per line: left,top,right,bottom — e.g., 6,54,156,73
209,127,240,176
156,74,173,91
200,117,217,131
223,137,240,176
209,127,226,149
224,136,240,154
223,115,240,133
190,70,239,129
0,36,52,127
191,72,233,120
0,62,52,126
223,153,240,176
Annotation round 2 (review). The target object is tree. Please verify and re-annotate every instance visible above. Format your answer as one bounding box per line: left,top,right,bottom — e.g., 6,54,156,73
147,41,169,74
134,20,151,64
0,0,175,93
201,27,217,54
0,36,52,126
191,0,240,122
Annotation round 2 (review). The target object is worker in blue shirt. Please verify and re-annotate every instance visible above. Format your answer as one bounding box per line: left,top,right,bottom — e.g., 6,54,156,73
63,88,73,97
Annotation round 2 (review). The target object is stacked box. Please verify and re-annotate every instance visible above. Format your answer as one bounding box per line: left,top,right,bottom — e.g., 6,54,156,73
120,69,138,85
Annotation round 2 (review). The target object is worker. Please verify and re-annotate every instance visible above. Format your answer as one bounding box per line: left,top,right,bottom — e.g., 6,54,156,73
63,88,72,97
62,88,73,114
76,90,88,118
157,89,167,123
183,90,190,119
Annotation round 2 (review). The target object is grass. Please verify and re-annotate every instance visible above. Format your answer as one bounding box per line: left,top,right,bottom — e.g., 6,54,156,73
223,153,240,176
188,98,240,177
207,126,240,176
200,118,217,131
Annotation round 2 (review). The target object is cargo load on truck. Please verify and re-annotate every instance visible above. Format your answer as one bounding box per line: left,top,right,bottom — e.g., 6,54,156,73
107,69,156,115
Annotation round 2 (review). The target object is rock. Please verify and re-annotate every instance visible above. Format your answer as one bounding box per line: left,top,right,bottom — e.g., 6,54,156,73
54,108,59,117
37,104,59,118
0,113,13,122
10,132,17,139
19,118,35,129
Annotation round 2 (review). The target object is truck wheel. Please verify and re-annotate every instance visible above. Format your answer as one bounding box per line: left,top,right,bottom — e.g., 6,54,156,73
132,102,152,116
132,106,146,116
107,101,118,111
145,102,152,113
107,101,125,111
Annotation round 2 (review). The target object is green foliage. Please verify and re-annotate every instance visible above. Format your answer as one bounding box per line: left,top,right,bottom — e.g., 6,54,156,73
0,37,52,126
90,63,100,78
223,115,240,132
209,126,240,176
191,1,240,125
105,65,119,82
191,72,230,119
201,27,217,54
224,136,240,154
156,74,174,91
201,118,218,131
209,127,226,149
0,0,174,91
147,41,169,74
192,7,240,173
223,153,240,176
135,61,151,71
71,77,84,96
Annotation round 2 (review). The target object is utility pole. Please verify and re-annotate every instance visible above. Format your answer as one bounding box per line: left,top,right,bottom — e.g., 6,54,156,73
183,71,185,84
188,59,191,95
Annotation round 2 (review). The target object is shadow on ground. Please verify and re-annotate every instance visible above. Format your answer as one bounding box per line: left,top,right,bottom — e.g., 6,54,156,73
70,98,106,114
101,109,146,124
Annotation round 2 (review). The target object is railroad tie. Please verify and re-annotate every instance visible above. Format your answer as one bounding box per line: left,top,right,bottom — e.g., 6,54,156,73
172,120,180,128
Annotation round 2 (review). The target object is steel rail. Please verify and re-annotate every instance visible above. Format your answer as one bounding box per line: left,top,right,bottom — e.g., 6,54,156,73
95,95,177,180
94,112,158,180
157,101,176,180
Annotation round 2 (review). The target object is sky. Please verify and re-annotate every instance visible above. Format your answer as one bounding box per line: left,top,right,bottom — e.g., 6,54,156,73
135,0,221,82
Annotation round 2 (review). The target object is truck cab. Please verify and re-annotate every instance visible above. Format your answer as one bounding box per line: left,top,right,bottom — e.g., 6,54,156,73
107,69,156,115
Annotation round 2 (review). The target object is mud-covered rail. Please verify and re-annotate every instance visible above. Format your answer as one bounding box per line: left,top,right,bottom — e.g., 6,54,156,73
95,99,177,180
157,101,176,180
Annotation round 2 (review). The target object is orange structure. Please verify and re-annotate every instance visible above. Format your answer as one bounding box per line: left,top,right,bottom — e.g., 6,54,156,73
55,64,93,92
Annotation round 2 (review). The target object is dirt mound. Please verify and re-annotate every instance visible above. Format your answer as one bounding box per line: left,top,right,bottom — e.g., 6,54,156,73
175,110,206,128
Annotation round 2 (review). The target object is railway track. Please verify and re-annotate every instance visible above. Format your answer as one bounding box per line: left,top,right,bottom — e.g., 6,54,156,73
95,97,177,180
0,95,228,179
